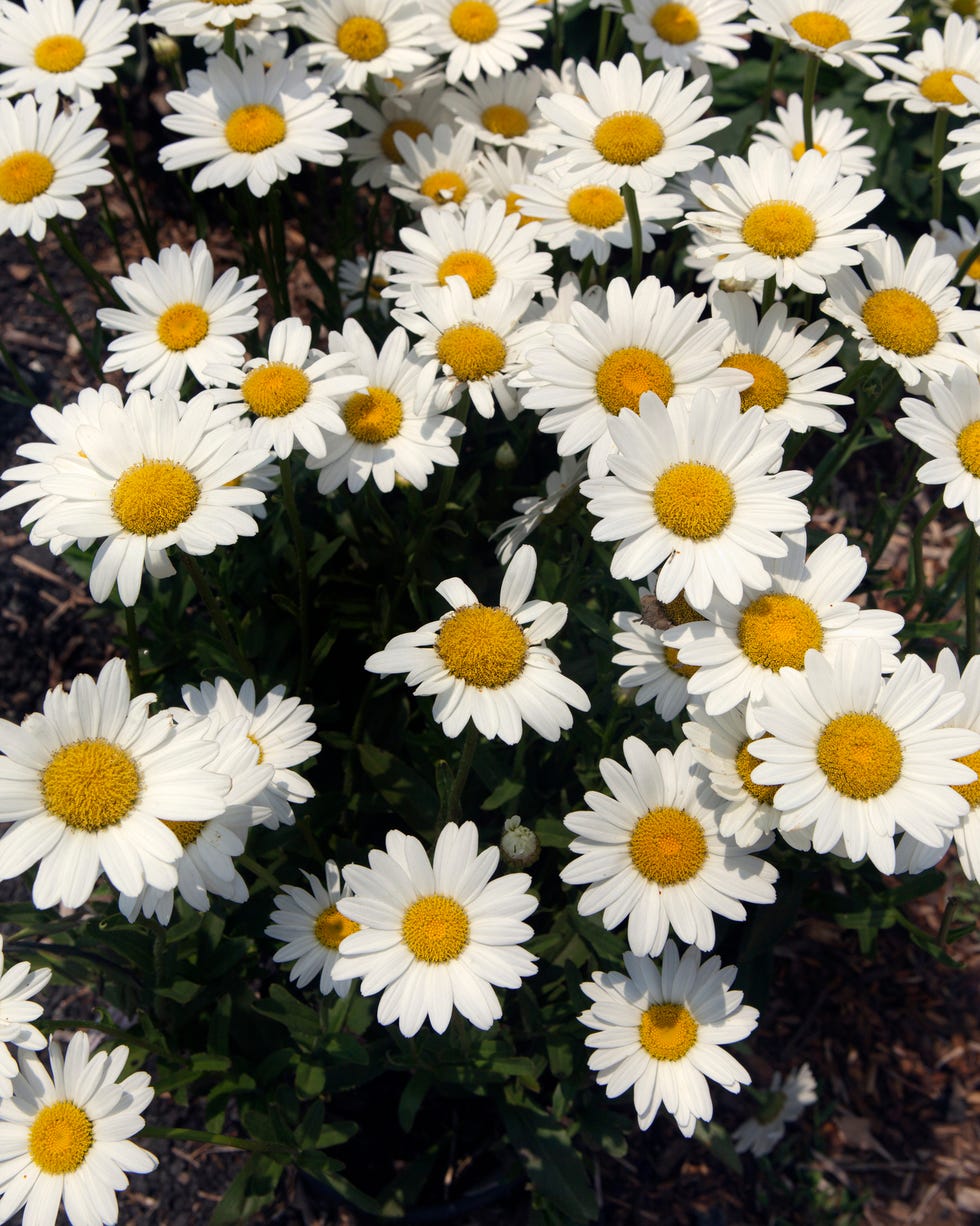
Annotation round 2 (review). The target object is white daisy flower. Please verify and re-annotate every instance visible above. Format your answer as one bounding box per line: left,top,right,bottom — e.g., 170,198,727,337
582,387,811,607
931,215,980,304
0,1033,156,1226
428,0,547,84
334,821,538,1036
388,121,479,210
746,0,908,79
142,0,296,34
622,0,750,72
535,53,729,192
711,291,851,434
821,232,980,389
935,0,980,19
732,1063,818,1156
442,68,553,149
751,93,875,180
666,532,905,731
0,658,230,910
308,318,463,493
491,454,587,565
470,144,544,225
297,0,433,92
521,275,748,478
940,73,980,194
866,14,980,116
337,251,394,316
204,316,366,460
0,94,110,242
562,738,777,956
97,239,263,396
177,677,321,831
687,146,884,296
611,585,706,721
579,941,758,1137
266,860,360,996
0,0,135,105
0,937,51,1099
190,19,291,59
749,643,980,874
343,89,450,188
365,544,589,744
925,649,980,880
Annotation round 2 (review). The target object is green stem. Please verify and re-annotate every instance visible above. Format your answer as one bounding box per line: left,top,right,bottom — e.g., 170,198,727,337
25,237,102,378
40,1017,161,1053
760,276,776,313
180,552,255,680
903,492,945,614
966,522,978,660
0,330,39,401
938,897,959,946
802,54,819,151
238,852,282,892
622,183,644,288
110,85,155,250
597,4,612,62
932,107,949,223
142,1126,287,1155
278,458,312,695
266,185,290,318
124,606,144,693
444,724,479,826
578,252,595,293
49,219,115,301
98,187,127,272
222,21,238,63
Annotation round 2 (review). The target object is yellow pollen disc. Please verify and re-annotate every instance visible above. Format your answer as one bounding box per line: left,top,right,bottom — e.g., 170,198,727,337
662,593,702,626
595,346,673,415
721,352,790,412
379,117,429,163
335,15,388,60
960,247,980,280
592,111,665,166
437,250,498,297
28,1102,94,1175
156,302,209,352
957,419,980,477
629,806,708,885
741,200,817,259
653,462,735,541
790,139,828,159
504,191,540,225
567,184,625,230
247,732,265,764
0,151,55,204
481,103,528,137
735,739,778,805
419,169,468,205
815,712,903,799
41,738,140,832
919,68,972,106
861,288,939,358
737,592,824,671
225,103,286,153
789,10,851,48
651,2,700,44
111,459,201,537
343,385,404,444
954,747,980,808
314,903,360,949
241,362,311,419
436,604,527,687
210,0,251,5
162,819,207,848
402,893,469,962
953,0,977,14
34,34,86,72
436,322,507,380
449,0,499,42
639,1002,699,1061
664,646,697,679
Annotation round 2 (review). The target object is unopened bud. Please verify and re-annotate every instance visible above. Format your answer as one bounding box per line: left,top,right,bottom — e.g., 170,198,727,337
500,815,540,868
494,441,517,470
149,34,181,65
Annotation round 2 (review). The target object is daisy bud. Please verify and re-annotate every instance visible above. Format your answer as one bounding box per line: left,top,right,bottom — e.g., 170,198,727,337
500,815,539,868
494,441,517,470
149,33,181,65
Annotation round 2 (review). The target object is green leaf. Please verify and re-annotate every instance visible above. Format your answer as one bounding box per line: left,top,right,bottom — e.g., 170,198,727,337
398,1071,431,1132
500,1102,596,1223
209,1154,283,1225
480,777,523,811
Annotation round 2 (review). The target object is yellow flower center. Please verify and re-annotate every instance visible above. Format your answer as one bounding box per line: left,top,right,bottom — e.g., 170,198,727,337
343,386,404,444
380,117,429,163
815,712,903,799
34,34,86,72
629,805,708,885
651,1,700,43
567,184,626,229
437,250,497,297
162,819,207,847
653,462,736,541
953,0,978,14
957,419,980,477
504,191,541,226
639,1002,699,1061
735,739,778,805
436,604,527,687
662,592,702,626
335,15,388,60
41,738,141,832
314,903,360,949
449,0,499,42
664,646,697,678
401,893,469,962
919,68,973,106
721,353,790,412
959,247,980,280
592,112,665,166
861,288,939,358
111,459,201,537
741,201,817,259
156,302,210,352
789,11,851,49
419,169,468,205
241,362,311,418
210,0,251,5
28,1102,94,1175
953,747,980,808
481,104,528,137
0,151,55,204
737,592,824,671
225,103,286,153
436,322,507,380
595,346,674,415
790,139,828,159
